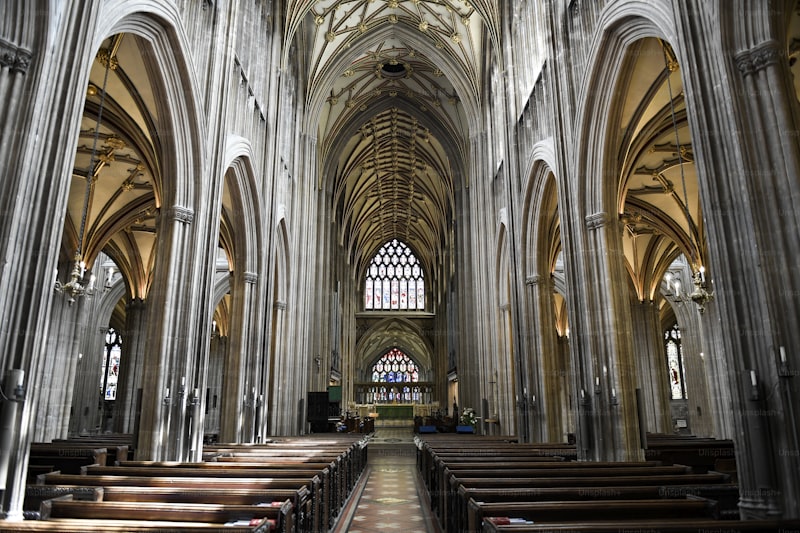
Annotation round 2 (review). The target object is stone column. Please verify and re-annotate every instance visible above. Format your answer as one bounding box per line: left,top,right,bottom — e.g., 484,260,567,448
114,298,147,435
268,300,289,434
220,271,259,443
674,3,795,516
525,274,561,442
578,212,643,461
730,38,800,518
204,334,226,439
136,206,201,461
630,300,670,434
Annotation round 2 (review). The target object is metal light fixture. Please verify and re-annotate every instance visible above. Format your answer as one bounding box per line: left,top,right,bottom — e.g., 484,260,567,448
55,46,114,305
689,266,713,313
662,41,713,314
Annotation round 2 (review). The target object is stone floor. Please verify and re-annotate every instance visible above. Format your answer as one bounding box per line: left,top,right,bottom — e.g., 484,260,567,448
333,425,439,533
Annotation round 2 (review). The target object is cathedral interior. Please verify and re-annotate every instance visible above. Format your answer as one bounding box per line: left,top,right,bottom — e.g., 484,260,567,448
1,0,800,527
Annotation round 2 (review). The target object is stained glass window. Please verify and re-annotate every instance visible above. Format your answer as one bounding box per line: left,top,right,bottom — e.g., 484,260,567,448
101,328,122,401
369,348,420,402
364,239,425,311
664,323,687,400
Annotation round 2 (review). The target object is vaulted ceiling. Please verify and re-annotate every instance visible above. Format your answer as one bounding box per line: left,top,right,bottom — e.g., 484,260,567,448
286,0,499,278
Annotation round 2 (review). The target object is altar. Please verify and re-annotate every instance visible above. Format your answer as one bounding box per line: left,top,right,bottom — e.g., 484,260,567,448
352,402,441,421
375,404,414,419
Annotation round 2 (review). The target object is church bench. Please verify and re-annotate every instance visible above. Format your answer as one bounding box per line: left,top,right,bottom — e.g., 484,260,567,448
425,458,662,498
469,497,719,532
432,463,693,519
416,441,577,476
449,483,741,532
23,486,101,516
100,486,312,533
645,436,736,475
38,495,293,533
36,472,321,531
43,439,133,463
83,464,332,531
416,442,576,484
0,518,272,532
206,446,367,516
206,441,367,496
108,462,338,531
27,446,108,474
439,472,731,532
480,518,800,533
25,465,55,484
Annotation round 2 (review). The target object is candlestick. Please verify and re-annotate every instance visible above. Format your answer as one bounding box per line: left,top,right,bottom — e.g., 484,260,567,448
750,370,757,387
780,346,786,364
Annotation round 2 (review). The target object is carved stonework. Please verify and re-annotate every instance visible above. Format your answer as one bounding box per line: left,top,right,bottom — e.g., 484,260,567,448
526,274,543,285
0,40,32,74
736,40,783,77
585,211,611,230
750,40,782,72
274,300,287,310
243,272,258,284
12,49,31,74
734,51,754,76
166,206,194,225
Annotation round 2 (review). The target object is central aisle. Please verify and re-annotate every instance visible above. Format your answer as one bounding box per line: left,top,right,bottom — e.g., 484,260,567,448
334,425,439,533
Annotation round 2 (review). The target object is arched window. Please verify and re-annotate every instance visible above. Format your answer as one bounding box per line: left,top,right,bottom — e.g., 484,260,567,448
102,328,122,401
370,348,420,402
364,239,424,311
664,323,687,400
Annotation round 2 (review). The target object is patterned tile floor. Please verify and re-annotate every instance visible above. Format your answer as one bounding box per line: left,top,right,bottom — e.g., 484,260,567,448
334,425,439,533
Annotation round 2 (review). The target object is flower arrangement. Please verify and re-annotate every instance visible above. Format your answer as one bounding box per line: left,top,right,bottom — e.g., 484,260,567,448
460,407,477,427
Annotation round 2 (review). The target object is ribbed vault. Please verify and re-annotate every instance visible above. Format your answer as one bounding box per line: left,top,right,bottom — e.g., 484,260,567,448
286,0,497,283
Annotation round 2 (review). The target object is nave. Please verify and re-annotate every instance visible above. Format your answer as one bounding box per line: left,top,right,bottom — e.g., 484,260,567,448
334,425,436,533
10,424,800,532
2,0,800,525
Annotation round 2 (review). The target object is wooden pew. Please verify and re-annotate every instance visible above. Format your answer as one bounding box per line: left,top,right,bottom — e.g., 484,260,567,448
37,473,320,532
469,497,718,532
205,437,368,527
0,518,272,532
452,483,741,533
100,486,312,533
645,433,736,475
481,518,800,533
38,494,293,533
433,463,695,525
102,462,331,532
27,445,108,475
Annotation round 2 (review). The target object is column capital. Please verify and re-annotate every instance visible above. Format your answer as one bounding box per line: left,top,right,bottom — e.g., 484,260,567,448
0,41,32,74
735,40,782,76
526,274,554,288
165,206,194,224
243,271,258,284
751,40,782,72
585,211,613,230
274,300,287,310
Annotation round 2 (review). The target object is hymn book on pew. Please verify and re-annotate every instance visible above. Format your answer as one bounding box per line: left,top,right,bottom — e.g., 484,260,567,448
487,517,534,525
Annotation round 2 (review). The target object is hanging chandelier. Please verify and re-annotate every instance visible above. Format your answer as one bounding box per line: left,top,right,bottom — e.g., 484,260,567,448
54,47,115,305
662,42,713,313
